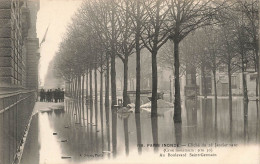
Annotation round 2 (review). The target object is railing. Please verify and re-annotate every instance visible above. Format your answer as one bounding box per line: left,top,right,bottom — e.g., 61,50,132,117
0,90,36,164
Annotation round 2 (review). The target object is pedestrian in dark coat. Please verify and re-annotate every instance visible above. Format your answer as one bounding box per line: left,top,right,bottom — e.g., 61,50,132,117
40,89,45,102
54,89,58,103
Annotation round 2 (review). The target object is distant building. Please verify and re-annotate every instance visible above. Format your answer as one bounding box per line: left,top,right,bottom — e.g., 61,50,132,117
184,64,258,97
0,0,40,91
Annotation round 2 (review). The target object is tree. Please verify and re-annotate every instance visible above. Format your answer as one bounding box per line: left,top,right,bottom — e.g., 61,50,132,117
127,0,147,112
116,0,136,107
167,0,220,123
83,0,121,107
237,0,259,99
218,22,240,122
203,27,222,120
141,0,170,116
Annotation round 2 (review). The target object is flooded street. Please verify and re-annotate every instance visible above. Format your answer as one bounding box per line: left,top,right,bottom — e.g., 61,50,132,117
1,0,259,164
21,97,260,164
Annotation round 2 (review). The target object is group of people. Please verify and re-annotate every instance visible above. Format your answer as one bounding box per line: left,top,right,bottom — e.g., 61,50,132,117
39,88,64,103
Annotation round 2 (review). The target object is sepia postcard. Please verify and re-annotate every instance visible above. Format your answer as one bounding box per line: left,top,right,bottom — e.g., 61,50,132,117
0,0,259,164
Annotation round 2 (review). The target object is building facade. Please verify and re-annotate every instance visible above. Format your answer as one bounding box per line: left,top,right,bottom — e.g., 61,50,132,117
0,0,40,91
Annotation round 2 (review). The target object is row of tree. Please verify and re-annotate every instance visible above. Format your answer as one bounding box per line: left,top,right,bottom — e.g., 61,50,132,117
53,0,259,123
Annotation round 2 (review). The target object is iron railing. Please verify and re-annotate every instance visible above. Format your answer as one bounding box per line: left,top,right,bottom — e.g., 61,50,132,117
0,90,36,164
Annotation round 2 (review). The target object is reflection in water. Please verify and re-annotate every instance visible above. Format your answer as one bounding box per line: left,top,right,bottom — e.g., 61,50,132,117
39,112,64,164
86,101,89,123
53,108,65,116
21,97,260,163
135,113,142,154
256,101,259,120
90,100,93,124
151,116,158,152
111,108,117,158
174,123,182,147
100,96,104,152
81,100,85,126
185,98,197,142
95,97,98,127
123,117,129,156
244,101,249,144
201,98,213,142
230,108,233,143
105,106,111,158
214,98,218,142
257,102,260,143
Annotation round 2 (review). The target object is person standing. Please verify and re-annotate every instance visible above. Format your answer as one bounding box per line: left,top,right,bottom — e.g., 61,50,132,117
54,89,58,103
61,88,64,102
39,89,45,102
50,89,53,102
46,90,49,102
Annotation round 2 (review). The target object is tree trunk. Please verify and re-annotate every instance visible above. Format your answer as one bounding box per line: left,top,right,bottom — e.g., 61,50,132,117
173,40,182,123
255,51,259,99
135,47,141,113
77,77,79,99
86,70,88,103
151,51,158,116
111,2,117,108
90,69,93,124
228,62,232,122
72,80,74,97
66,81,69,97
82,74,85,101
213,69,217,126
71,79,73,98
258,47,260,102
256,72,259,99
202,65,207,99
76,77,79,99
74,77,77,99
74,78,76,99
100,70,103,127
69,81,72,97
111,54,117,107
100,53,103,109
90,69,93,104
78,75,81,100
254,37,259,101
123,56,129,107
95,67,98,125
77,76,79,99
105,53,110,108
71,80,73,97
242,63,249,102
68,81,71,97
135,0,141,113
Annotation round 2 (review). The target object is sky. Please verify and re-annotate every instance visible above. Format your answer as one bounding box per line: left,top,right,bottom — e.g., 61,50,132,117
37,0,82,86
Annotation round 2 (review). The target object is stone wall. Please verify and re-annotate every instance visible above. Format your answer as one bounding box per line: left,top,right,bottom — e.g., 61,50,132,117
0,0,39,91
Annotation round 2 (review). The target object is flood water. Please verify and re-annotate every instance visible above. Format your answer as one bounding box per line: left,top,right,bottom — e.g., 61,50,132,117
22,97,260,164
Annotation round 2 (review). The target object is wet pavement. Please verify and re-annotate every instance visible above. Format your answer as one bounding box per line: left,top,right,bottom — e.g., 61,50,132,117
21,98,260,164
